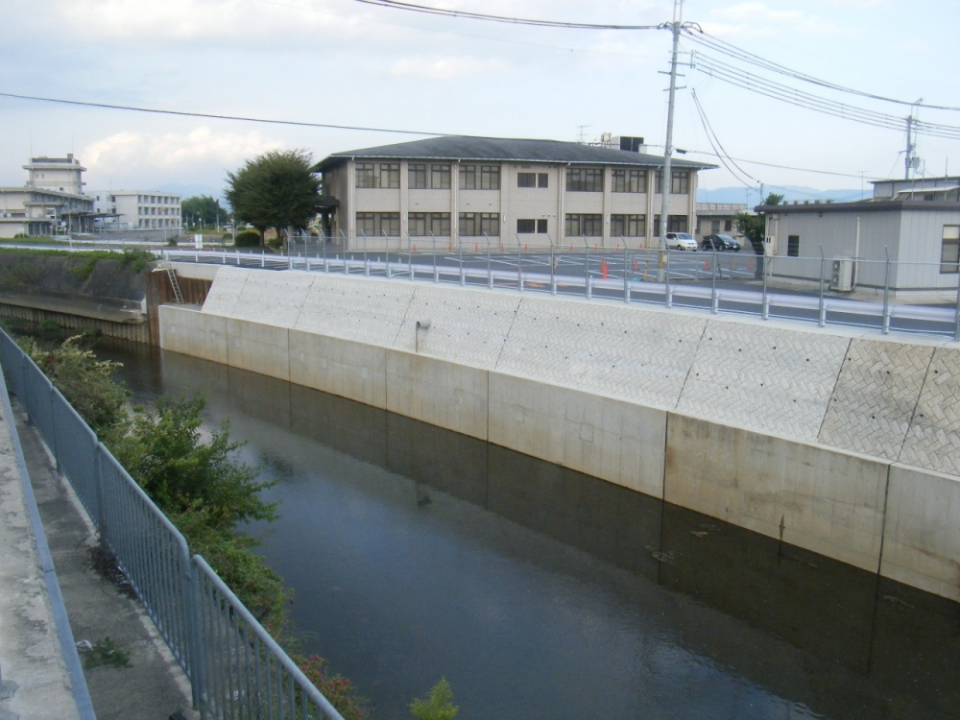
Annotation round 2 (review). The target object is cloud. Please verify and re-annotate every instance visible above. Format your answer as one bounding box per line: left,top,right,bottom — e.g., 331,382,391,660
81,127,284,178
705,3,840,36
388,56,507,81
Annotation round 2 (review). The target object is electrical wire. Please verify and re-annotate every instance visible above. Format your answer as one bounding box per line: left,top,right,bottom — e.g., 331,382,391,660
684,28,960,113
690,89,756,189
0,91,448,136
351,0,664,30
692,55,960,139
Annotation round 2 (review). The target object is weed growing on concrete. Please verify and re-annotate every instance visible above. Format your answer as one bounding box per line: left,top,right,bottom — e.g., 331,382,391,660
81,637,131,669
88,538,136,598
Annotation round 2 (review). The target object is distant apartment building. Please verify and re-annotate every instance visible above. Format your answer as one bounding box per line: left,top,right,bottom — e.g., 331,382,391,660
0,154,95,238
93,191,182,230
314,136,715,249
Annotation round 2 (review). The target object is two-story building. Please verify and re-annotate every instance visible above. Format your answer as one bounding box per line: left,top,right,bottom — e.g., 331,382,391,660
314,136,714,250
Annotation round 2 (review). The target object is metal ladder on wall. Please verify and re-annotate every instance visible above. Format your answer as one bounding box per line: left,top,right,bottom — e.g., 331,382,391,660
160,262,184,304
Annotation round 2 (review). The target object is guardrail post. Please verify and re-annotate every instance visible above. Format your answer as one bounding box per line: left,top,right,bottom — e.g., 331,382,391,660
485,233,493,289
665,250,672,309
186,560,205,713
818,245,826,327
582,235,589,299
623,242,630,303
711,246,719,314
955,275,960,342
761,257,769,320
549,234,556,296
882,247,891,335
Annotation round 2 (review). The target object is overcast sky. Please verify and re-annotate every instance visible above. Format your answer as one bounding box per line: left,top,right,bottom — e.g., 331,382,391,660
1,0,958,201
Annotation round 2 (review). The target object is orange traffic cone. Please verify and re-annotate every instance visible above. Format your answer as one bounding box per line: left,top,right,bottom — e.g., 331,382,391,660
475,244,479,252
601,259,608,279
412,245,417,253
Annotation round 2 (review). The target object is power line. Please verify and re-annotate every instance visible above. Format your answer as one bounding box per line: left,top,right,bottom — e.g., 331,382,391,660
0,92,447,137
692,55,960,139
351,0,664,30
684,29,960,113
690,89,756,189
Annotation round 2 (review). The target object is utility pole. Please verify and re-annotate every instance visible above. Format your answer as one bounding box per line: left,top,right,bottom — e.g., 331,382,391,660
657,0,683,250
904,99,922,180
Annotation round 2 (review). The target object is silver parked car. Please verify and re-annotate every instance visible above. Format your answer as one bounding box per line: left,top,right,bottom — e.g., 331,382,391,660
665,232,698,251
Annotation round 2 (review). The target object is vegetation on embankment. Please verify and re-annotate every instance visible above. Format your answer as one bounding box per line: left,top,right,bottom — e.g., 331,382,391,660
22,335,369,720
0,248,154,300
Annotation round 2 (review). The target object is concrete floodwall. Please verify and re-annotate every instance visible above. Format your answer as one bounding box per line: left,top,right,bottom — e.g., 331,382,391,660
158,269,960,602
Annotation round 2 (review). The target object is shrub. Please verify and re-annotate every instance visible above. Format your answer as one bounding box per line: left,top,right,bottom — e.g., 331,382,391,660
234,230,260,247
222,232,233,241
410,678,458,720
25,336,129,441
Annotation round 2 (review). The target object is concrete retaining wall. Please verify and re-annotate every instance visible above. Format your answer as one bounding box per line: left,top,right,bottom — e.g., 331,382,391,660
159,267,960,602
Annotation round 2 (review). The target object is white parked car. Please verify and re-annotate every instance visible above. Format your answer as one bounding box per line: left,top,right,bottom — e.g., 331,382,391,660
665,232,698,251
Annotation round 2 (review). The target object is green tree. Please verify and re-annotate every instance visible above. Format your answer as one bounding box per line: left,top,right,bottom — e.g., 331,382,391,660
735,193,783,277
410,678,458,720
225,150,322,248
181,195,228,228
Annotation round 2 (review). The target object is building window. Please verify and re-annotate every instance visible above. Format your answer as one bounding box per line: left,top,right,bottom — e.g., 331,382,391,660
612,168,646,193
409,212,451,236
431,164,451,189
724,219,733,232
654,170,691,194
940,225,960,273
356,212,401,236
787,235,800,257
356,163,376,188
409,164,427,189
519,172,548,188
380,163,400,189
411,164,451,190
409,212,427,236
537,219,548,233
566,168,604,192
356,162,399,188
654,215,689,233
517,219,535,233
610,214,645,237
460,165,500,190
565,213,602,237
459,212,500,236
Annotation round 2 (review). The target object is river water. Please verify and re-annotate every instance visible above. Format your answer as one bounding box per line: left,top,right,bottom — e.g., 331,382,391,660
97,340,958,720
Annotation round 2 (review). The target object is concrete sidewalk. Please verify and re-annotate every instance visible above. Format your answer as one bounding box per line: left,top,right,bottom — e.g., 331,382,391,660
0,385,79,720
8,401,198,720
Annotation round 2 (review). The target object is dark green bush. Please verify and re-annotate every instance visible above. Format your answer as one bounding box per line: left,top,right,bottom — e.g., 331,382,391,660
234,230,260,247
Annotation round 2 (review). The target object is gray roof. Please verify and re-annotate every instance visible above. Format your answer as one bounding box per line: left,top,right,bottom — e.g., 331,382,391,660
314,135,714,172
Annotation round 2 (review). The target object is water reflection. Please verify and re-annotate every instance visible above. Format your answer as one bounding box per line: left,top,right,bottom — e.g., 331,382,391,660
98,340,959,720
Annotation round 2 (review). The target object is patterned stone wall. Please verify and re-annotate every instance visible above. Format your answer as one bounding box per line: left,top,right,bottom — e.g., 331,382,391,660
197,270,960,480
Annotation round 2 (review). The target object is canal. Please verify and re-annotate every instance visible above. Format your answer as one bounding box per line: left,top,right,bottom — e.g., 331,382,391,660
98,340,958,720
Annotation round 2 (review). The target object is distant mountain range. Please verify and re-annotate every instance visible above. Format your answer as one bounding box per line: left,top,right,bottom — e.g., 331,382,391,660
697,186,867,207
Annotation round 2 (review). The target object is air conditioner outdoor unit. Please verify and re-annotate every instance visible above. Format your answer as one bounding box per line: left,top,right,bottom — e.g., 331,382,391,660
831,257,854,292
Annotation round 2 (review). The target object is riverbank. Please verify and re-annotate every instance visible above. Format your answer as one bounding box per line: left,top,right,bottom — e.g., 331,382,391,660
159,265,960,603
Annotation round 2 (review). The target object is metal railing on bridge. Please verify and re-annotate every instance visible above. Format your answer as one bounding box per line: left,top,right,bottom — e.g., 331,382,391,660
163,233,960,341
0,329,346,720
